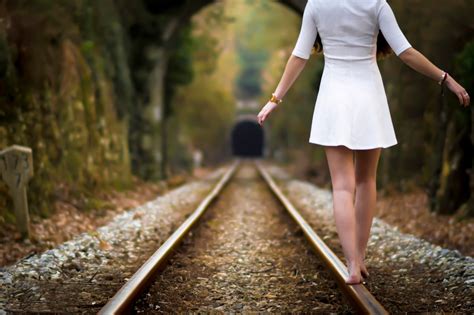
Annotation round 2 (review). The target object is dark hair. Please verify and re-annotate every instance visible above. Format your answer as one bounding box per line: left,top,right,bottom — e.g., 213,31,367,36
312,32,393,59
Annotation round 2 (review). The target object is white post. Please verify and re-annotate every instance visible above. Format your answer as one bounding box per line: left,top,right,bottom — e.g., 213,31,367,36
0,145,34,239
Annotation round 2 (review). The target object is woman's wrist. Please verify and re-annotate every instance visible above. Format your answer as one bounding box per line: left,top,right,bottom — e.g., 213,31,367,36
437,71,448,85
269,93,283,105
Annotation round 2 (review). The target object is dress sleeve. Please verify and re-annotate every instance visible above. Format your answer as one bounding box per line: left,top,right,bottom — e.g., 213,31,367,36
377,0,412,56
291,0,318,60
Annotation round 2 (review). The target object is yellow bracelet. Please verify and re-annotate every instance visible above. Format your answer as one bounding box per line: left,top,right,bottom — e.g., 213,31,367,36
270,93,283,104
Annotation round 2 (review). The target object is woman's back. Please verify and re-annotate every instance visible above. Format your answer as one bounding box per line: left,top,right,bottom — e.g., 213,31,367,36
292,0,412,61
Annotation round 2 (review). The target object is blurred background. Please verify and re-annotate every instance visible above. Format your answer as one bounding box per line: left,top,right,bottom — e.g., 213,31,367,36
0,0,473,264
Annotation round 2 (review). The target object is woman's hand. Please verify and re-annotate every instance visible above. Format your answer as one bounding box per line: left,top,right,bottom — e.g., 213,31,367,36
256,54,307,126
257,101,279,126
398,49,470,107
445,75,470,107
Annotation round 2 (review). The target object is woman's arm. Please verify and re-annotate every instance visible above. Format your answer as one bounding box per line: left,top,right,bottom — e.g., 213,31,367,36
274,54,308,100
257,55,307,125
257,0,316,126
378,1,469,107
398,47,470,106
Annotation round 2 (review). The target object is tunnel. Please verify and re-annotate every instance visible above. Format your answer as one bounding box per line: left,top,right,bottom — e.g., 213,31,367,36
231,119,264,157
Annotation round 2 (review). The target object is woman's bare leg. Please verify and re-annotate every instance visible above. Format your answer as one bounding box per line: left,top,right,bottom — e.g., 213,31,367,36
324,145,361,284
354,148,381,277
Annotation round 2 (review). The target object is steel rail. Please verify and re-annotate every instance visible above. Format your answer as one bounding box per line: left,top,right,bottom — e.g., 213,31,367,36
255,161,388,315
99,160,240,314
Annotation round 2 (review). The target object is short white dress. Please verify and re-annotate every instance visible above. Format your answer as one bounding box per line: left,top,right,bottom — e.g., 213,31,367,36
292,0,412,149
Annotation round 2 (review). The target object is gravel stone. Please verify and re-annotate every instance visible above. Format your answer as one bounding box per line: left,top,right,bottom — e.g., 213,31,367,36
134,163,350,313
2,160,472,313
264,162,474,314
0,166,227,314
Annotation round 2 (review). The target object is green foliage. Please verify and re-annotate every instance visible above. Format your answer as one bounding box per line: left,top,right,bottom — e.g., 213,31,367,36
2,0,470,224
376,1,473,214
0,35,9,79
453,39,474,217
174,77,235,165
233,1,275,100
0,32,17,107
235,48,268,99
165,24,195,117
0,0,132,219
168,4,236,167
455,40,474,90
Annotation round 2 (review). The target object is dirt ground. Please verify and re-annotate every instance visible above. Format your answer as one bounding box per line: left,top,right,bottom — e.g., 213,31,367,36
285,163,474,258
376,188,474,257
1,167,222,314
2,162,472,270
2,161,472,314
269,162,473,314
135,163,351,313
0,168,215,267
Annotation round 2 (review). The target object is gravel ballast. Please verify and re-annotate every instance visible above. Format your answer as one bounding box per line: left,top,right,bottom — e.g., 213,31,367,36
265,162,474,314
0,165,227,314
1,161,473,314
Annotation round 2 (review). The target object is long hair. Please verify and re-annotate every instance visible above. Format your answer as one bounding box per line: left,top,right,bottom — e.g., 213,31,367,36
312,32,393,59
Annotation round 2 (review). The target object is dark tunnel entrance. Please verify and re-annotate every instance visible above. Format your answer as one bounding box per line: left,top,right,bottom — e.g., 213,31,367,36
231,120,264,157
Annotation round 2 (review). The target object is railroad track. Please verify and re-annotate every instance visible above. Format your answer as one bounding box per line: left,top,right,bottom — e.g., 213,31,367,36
99,159,388,314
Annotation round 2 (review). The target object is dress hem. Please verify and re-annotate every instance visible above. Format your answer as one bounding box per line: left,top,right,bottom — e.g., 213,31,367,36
308,139,397,149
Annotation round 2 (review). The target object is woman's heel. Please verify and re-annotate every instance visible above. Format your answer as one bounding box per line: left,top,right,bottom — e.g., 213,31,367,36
345,262,363,284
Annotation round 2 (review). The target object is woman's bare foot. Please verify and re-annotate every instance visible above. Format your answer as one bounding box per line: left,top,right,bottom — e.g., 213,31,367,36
346,262,362,284
346,274,362,284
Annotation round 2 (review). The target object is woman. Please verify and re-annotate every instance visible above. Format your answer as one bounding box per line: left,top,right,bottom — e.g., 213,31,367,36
257,0,470,284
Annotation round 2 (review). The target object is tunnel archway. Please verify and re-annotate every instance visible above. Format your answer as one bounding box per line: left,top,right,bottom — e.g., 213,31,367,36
231,119,264,157
152,0,305,50
142,0,303,171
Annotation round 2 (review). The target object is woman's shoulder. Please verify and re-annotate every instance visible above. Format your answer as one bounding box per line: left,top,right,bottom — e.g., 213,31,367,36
304,0,318,15
375,0,389,11
306,0,316,7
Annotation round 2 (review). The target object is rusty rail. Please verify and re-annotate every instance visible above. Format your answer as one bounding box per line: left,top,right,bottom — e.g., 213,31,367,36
99,160,240,314
255,161,388,315
100,159,387,314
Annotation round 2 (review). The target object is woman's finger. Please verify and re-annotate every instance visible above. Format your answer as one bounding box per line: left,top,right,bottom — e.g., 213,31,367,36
257,104,274,126
462,94,468,107
463,91,470,107
461,92,469,107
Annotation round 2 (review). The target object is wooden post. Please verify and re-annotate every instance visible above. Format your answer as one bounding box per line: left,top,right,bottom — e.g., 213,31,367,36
0,145,34,239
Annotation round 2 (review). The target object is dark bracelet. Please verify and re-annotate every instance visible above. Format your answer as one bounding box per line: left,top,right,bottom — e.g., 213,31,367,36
438,71,448,85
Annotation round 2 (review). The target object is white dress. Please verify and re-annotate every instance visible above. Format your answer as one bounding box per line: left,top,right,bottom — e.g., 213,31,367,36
292,0,412,149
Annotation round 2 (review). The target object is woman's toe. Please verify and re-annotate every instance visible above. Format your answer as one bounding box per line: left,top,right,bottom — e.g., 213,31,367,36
361,266,369,278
